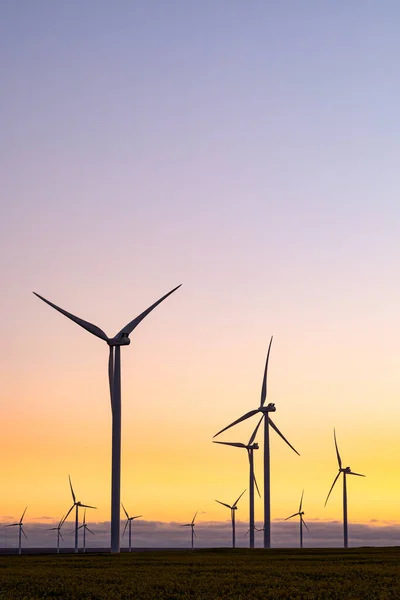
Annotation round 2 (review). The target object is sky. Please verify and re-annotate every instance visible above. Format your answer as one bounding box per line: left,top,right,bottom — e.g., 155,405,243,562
1,1,400,548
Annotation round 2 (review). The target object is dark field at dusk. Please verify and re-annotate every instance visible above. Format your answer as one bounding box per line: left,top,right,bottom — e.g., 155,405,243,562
1,548,400,599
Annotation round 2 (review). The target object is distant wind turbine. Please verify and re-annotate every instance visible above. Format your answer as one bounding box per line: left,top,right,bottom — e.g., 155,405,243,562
47,515,65,554
181,511,198,550
215,490,246,548
63,475,96,554
214,337,300,549
34,285,181,553
122,503,142,552
325,429,365,548
284,490,309,548
5,507,27,555
213,417,262,549
78,510,95,553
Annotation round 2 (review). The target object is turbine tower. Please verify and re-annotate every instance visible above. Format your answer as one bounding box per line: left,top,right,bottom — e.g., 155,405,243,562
215,490,245,548
325,429,365,548
122,503,142,552
214,337,299,549
34,285,180,553
213,418,262,549
181,511,198,550
63,475,96,553
284,490,309,548
47,514,65,554
78,509,95,553
5,507,27,555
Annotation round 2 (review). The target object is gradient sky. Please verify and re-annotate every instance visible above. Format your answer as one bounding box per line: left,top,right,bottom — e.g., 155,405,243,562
1,2,400,544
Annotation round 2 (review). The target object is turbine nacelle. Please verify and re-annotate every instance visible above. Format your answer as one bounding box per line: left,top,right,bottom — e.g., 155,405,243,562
342,467,352,474
259,403,276,413
108,334,131,346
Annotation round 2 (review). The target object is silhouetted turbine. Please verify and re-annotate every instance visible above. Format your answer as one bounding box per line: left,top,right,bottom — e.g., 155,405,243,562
47,514,65,554
78,509,95,553
325,429,365,548
181,511,198,550
214,337,299,549
122,503,142,552
215,490,246,548
284,490,309,549
34,285,181,553
213,417,262,548
62,476,96,554
5,507,27,555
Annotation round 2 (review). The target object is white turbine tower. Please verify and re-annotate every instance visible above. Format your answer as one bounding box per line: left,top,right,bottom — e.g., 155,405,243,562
284,490,309,549
325,429,365,549
122,503,142,552
181,511,198,550
63,476,96,553
213,418,262,549
47,515,65,554
5,507,27,555
215,490,246,548
78,510,95,553
214,337,300,549
34,285,180,553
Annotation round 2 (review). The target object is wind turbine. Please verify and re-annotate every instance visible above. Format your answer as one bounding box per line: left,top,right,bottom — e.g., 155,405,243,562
284,490,309,548
5,507,27,555
63,475,96,553
213,418,262,549
214,337,300,549
215,490,245,548
181,511,197,550
325,429,365,549
47,515,65,554
78,510,95,553
34,284,181,553
122,503,142,552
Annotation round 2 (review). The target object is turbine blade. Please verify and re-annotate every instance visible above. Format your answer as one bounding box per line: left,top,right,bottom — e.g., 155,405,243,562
83,509,86,525
213,410,260,438
80,504,96,509
62,505,74,525
260,336,273,407
268,418,300,455
244,528,250,536
86,527,95,535
301,517,310,532
181,524,191,527
191,511,198,525
114,285,181,338
58,515,66,528
215,500,232,509
59,532,65,542
213,441,246,448
33,293,109,341
122,521,129,538
121,503,129,520
4,524,18,527
132,515,142,520
248,415,264,446
47,527,57,531
299,490,304,512
20,507,27,523
284,513,299,521
21,527,28,539
325,472,341,506
77,525,84,530
193,530,197,538
253,467,261,498
108,346,114,408
333,429,342,469
233,489,246,508
349,471,366,477
68,476,76,504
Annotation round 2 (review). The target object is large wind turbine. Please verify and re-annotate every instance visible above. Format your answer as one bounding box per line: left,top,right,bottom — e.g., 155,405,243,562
78,510,95,553
34,284,180,553
63,476,96,554
214,337,299,549
284,490,309,549
47,515,65,554
213,418,262,549
5,507,27,555
325,429,365,549
215,490,245,548
181,511,198,550
122,503,142,552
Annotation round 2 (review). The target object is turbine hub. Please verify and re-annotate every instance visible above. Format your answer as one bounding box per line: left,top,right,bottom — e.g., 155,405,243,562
260,403,276,413
109,334,131,346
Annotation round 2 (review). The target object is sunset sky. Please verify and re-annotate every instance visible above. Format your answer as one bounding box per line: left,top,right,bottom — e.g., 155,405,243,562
1,2,400,547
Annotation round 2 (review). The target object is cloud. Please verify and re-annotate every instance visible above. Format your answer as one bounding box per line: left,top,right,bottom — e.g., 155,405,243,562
1,519,400,550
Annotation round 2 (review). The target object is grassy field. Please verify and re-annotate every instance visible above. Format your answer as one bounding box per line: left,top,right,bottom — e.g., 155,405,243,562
1,547,399,599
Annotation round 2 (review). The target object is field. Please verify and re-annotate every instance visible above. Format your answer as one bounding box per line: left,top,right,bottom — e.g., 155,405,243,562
1,547,400,599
